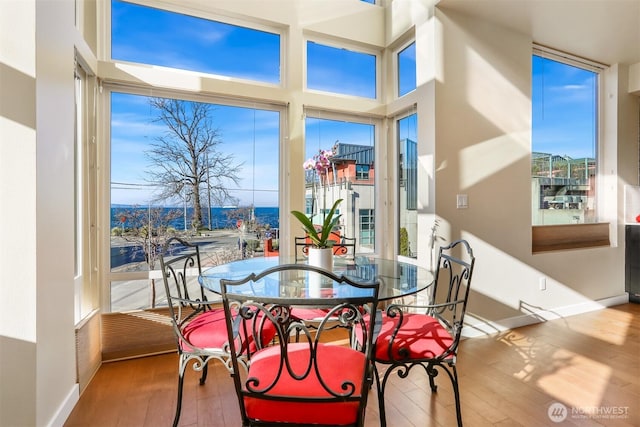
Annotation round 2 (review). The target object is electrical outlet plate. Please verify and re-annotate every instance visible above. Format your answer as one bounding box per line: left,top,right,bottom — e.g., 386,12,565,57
456,194,468,209
539,277,547,290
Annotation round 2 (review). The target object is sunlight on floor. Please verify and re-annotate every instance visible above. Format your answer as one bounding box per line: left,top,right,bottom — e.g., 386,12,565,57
504,308,635,409
565,310,633,346
536,348,612,409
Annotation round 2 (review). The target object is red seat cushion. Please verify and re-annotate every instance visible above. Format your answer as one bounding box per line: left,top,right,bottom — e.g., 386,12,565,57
181,309,229,351
244,343,366,425
181,309,275,353
290,307,331,322
374,312,454,362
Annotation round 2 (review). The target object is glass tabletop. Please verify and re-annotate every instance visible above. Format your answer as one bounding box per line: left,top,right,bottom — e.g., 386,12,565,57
199,256,433,301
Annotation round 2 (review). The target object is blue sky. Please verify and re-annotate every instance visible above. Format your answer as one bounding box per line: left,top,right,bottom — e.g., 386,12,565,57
109,0,595,206
532,55,597,159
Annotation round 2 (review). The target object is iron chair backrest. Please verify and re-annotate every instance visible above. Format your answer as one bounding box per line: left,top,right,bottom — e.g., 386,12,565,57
428,239,475,348
159,237,209,347
220,263,381,427
295,233,357,262
374,239,475,427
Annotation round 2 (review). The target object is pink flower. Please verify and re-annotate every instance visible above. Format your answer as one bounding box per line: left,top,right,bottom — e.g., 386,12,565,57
303,159,316,170
303,147,335,174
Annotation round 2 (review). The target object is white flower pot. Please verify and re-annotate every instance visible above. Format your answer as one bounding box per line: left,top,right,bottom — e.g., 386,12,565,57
308,247,333,271
307,247,333,298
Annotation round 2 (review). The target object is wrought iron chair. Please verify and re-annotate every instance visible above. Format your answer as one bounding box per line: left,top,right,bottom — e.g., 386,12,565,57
220,264,381,427
295,233,356,262
373,239,475,427
158,237,235,427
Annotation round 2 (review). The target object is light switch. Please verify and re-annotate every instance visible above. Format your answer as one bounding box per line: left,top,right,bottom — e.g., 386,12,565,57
456,194,468,209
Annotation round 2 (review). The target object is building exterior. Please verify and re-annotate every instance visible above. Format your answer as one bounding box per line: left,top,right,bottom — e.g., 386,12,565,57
532,152,597,225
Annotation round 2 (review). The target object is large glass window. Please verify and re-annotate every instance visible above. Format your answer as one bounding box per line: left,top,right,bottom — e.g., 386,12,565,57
111,0,281,84
306,41,377,99
109,91,280,311
398,113,417,258
304,112,377,253
531,50,600,226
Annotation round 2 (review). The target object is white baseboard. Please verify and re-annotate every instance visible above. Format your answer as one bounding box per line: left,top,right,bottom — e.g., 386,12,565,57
462,293,630,339
47,384,79,427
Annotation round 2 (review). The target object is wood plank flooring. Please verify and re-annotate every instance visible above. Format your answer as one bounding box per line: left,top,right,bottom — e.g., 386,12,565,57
64,303,640,427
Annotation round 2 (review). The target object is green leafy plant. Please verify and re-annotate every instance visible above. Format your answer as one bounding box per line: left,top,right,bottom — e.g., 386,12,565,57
291,199,343,248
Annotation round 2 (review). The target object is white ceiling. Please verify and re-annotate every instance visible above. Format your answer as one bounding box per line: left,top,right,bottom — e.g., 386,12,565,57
437,0,640,66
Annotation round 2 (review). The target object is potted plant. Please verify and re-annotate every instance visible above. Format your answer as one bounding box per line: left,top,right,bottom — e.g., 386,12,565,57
291,198,343,270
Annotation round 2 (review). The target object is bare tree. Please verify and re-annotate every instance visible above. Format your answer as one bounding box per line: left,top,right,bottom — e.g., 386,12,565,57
145,98,243,229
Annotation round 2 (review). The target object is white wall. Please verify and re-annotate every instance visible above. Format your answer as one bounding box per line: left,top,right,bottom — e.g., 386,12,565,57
1,0,78,425
432,8,633,334
0,1,38,425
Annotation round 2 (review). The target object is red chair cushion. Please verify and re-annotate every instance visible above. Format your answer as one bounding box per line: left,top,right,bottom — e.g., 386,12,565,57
244,343,365,425
181,309,275,353
374,312,454,362
181,309,229,351
290,307,331,321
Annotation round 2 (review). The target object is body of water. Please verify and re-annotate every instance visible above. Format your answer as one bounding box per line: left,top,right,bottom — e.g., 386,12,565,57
111,206,279,231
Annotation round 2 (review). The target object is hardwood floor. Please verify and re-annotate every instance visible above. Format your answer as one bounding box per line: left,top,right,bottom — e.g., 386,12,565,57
64,303,639,427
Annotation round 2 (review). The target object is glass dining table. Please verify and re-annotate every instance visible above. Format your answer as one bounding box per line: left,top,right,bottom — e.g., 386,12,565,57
199,255,434,302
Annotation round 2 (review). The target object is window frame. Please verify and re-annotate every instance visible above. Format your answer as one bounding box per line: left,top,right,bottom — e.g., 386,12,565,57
103,83,287,312
531,45,610,253
74,56,100,324
303,108,381,254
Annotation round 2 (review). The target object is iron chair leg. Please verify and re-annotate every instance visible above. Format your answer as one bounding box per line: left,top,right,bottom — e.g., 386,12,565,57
174,356,210,426
374,366,391,427
427,363,438,392
173,372,185,427
199,360,208,385
450,365,463,427
375,363,463,427
433,362,464,427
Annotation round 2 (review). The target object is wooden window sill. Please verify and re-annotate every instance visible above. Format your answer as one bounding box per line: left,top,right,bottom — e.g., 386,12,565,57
532,223,610,253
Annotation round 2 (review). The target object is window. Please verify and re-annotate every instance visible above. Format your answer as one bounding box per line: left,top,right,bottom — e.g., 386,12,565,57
359,209,375,246
111,0,281,84
397,41,416,97
304,111,377,253
356,164,370,180
306,41,377,99
531,48,600,226
109,90,281,311
398,112,417,258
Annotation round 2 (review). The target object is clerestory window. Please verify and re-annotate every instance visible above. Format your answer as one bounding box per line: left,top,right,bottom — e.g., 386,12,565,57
397,41,416,97
111,0,281,84
306,40,377,99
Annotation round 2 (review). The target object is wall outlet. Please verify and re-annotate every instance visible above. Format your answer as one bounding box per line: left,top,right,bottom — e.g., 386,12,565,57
539,277,547,291
456,194,468,209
